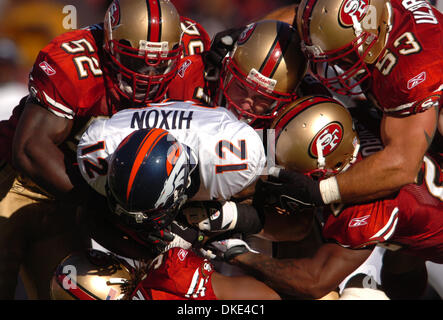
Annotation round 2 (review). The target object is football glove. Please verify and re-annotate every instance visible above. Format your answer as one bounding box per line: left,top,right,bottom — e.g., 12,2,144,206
202,26,244,81
261,167,326,210
202,238,258,262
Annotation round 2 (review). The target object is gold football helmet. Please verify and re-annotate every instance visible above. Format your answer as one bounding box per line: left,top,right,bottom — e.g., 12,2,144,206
218,20,307,128
50,249,134,300
296,0,393,95
104,0,183,103
271,95,360,178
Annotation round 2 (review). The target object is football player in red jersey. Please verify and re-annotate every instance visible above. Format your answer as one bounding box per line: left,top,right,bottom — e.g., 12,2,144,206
168,19,310,129
0,0,210,299
256,0,442,211
206,96,442,300
49,246,281,301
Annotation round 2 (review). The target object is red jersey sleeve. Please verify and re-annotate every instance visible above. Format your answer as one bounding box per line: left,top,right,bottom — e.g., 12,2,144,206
138,248,217,300
28,25,107,119
180,17,211,56
168,54,208,102
370,2,443,116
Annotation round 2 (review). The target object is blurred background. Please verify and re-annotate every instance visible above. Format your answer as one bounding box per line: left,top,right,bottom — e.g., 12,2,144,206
0,0,296,80
0,0,441,107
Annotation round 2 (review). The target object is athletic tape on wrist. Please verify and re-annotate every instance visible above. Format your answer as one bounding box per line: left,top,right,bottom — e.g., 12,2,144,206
319,176,341,204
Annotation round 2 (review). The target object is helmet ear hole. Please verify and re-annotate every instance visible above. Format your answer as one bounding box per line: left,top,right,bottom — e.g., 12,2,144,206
334,162,343,169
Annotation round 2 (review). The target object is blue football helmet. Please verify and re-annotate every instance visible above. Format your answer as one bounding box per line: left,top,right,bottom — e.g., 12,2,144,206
106,128,191,234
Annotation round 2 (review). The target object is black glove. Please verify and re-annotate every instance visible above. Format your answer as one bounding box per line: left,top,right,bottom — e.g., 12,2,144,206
203,26,245,81
261,167,325,211
182,201,263,236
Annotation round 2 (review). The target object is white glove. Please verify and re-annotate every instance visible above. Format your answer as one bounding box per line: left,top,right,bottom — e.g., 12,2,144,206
159,220,204,253
202,238,259,261
183,201,238,232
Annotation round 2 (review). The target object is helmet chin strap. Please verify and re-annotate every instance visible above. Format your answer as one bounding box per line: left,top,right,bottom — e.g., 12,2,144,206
316,135,327,170
352,15,363,38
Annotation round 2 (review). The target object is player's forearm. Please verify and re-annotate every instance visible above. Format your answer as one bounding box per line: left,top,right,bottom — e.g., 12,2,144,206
13,136,74,196
336,108,437,203
335,148,414,203
231,252,330,299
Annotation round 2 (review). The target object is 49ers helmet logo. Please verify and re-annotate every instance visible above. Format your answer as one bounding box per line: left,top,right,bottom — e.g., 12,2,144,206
237,23,256,45
339,0,370,27
109,0,121,28
309,122,343,158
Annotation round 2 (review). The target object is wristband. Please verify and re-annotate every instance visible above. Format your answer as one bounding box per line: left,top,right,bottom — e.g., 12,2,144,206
319,176,341,204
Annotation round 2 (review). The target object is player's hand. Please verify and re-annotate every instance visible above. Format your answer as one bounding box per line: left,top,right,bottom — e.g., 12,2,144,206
182,201,237,232
203,26,245,81
261,167,325,210
152,220,204,254
202,238,258,262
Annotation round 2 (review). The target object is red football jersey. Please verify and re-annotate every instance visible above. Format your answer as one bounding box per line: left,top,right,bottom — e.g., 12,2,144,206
180,17,211,57
168,54,210,103
368,0,443,115
29,24,118,120
0,18,210,163
129,248,217,300
323,154,443,263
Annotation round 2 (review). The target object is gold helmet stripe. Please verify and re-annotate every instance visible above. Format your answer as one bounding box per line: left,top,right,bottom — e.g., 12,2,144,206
146,0,162,42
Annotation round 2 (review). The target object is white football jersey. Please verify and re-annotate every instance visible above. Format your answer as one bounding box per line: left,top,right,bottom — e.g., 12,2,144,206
77,100,266,201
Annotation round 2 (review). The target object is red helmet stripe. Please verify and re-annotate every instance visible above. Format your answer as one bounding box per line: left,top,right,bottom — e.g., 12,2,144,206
301,0,318,46
147,0,162,42
126,129,168,202
56,274,98,300
260,22,292,78
260,41,282,78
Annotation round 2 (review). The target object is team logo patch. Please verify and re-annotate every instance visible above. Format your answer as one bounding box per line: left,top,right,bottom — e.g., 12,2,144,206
109,0,121,28
178,59,192,78
407,71,426,90
200,261,213,278
349,215,371,227
237,23,256,45
178,249,188,261
309,122,344,158
39,61,56,76
339,0,370,27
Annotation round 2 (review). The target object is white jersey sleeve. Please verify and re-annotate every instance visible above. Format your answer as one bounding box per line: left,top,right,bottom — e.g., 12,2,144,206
77,117,134,196
77,100,266,200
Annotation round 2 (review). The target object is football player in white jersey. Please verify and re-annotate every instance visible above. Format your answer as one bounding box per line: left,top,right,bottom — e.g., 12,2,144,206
77,100,266,203
76,100,268,253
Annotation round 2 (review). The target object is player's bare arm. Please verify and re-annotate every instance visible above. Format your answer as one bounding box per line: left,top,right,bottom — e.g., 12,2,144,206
336,105,438,203
211,272,281,300
12,100,74,196
231,243,372,299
